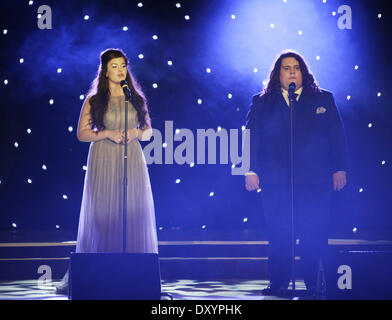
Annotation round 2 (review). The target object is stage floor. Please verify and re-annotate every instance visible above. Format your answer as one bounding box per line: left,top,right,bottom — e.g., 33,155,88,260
0,279,308,300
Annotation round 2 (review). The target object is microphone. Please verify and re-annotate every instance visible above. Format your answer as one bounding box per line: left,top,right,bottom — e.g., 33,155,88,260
120,80,132,101
288,82,296,102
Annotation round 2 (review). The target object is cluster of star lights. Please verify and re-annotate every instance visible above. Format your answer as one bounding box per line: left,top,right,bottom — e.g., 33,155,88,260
1,0,386,234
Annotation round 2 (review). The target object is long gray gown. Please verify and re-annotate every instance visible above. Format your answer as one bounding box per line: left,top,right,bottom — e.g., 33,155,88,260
75,96,158,253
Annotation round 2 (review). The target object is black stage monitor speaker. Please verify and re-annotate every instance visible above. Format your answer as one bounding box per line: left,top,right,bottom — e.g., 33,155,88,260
69,253,161,300
324,249,392,300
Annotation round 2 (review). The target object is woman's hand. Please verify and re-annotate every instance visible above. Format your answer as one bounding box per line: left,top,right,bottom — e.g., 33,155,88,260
106,130,124,144
121,128,139,144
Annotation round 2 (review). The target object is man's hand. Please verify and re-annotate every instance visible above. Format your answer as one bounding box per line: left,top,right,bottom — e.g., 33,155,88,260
333,171,347,191
245,174,260,191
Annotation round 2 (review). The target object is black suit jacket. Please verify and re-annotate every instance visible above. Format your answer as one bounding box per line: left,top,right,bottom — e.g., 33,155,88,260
245,87,348,186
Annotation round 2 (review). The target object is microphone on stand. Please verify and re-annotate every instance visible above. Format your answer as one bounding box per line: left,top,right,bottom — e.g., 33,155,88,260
288,82,296,102
120,80,132,101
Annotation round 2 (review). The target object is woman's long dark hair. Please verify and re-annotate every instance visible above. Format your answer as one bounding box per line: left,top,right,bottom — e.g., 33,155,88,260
87,48,149,131
263,50,321,97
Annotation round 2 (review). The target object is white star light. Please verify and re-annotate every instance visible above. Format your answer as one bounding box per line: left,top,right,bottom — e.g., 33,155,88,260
152,35,158,40
184,15,190,20
80,94,85,100
175,179,181,184
20,58,24,63
138,54,144,59
197,99,202,104
27,128,32,134
122,26,128,31
209,192,214,197
42,165,47,170
167,61,173,66
137,2,143,8
62,194,68,200
57,68,62,73
68,126,73,132
152,83,158,88
84,15,89,20
3,29,7,35
49,99,54,105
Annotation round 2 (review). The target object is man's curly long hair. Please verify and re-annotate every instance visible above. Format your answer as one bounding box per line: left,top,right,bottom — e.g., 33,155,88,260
87,48,149,131
263,50,321,97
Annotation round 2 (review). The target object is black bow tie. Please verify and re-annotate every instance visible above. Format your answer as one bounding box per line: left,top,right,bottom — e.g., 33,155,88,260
289,93,298,103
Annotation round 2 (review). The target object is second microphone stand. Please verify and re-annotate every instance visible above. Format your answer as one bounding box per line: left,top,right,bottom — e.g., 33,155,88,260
288,87,297,295
122,96,130,253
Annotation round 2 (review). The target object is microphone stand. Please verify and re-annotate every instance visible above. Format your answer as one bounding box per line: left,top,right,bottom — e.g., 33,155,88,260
288,89,296,295
123,96,130,253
